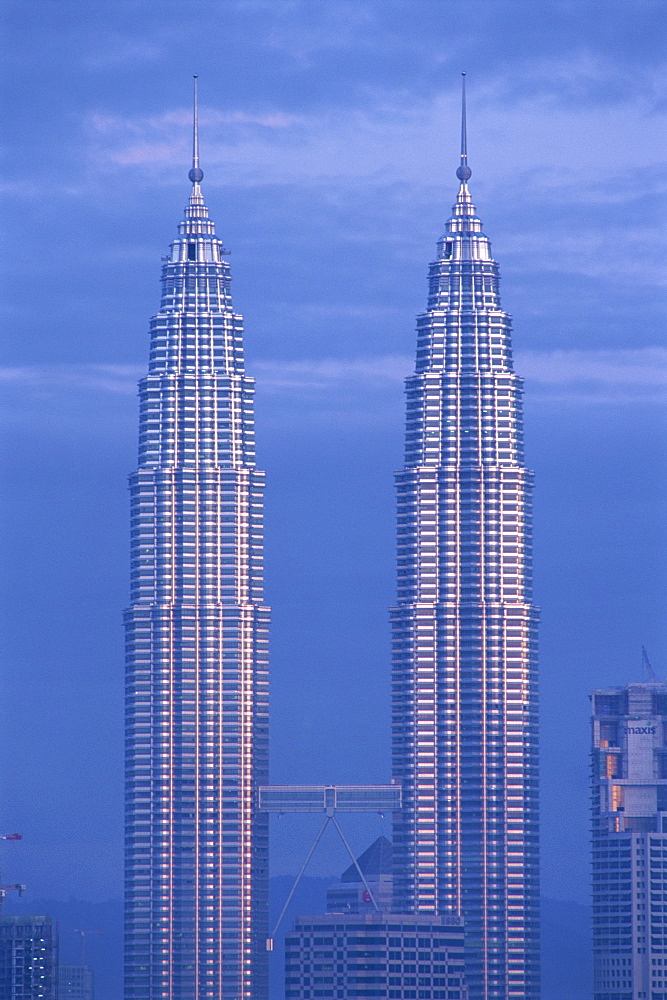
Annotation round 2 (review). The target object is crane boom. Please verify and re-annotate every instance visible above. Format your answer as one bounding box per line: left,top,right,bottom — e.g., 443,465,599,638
642,645,658,682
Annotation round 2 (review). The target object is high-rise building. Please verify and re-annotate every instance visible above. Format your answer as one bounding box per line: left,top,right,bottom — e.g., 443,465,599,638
124,79,270,1000
391,76,540,1000
325,836,394,915
59,964,94,1000
591,680,667,999
0,914,58,1000
285,911,466,1000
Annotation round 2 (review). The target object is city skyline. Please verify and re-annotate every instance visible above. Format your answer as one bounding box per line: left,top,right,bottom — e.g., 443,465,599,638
1,0,664,942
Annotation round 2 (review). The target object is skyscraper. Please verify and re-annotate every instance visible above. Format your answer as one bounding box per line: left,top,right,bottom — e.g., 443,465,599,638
0,914,58,1000
124,80,270,1000
391,76,540,1000
591,680,667,998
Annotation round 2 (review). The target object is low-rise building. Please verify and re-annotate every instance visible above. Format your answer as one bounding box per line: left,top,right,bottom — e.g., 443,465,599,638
59,963,94,1000
285,910,466,1000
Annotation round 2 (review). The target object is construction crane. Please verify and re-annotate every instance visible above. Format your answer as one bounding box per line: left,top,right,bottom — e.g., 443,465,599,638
0,833,24,914
642,645,658,682
0,882,26,913
73,929,104,966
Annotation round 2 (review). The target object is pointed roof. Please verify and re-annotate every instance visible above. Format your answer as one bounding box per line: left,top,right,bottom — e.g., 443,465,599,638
178,76,216,239
340,836,393,883
451,71,477,224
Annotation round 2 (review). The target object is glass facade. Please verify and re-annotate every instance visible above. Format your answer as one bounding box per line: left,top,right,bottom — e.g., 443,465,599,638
124,143,269,997
391,99,540,1000
591,682,667,999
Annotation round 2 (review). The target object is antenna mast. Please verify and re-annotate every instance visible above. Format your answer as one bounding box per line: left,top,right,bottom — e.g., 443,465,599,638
456,72,472,184
188,74,204,185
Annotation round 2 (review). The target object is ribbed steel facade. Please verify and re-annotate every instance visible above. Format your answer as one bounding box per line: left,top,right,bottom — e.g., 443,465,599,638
391,142,540,998
124,173,269,999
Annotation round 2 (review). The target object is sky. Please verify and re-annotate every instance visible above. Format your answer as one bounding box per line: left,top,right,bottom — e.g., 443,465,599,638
0,0,665,910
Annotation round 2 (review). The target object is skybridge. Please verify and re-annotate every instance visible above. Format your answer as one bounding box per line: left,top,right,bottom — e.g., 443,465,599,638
259,783,401,815
258,784,402,948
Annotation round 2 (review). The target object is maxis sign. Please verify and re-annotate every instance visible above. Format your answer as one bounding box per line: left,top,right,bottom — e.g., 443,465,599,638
625,723,657,736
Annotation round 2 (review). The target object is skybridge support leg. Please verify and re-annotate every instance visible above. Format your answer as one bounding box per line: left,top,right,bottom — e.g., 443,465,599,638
266,815,331,950
330,813,380,913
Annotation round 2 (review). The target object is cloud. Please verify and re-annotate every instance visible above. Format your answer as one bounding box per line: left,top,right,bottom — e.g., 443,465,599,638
1,349,663,424
503,223,667,288
258,2,380,63
11,48,666,331
253,354,408,393
72,55,667,302
80,55,665,195
0,364,143,396
86,106,304,170
517,348,667,387
90,107,300,138
517,348,667,405
256,347,667,406
83,36,165,71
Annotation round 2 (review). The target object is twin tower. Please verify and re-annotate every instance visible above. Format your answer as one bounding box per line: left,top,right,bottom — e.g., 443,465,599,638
124,78,539,1000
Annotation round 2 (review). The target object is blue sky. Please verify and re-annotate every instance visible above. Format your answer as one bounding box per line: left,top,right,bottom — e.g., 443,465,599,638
0,0,665,906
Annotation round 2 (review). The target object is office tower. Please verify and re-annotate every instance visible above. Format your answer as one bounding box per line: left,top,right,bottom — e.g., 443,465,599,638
124,80,270,1000
391,76,540,1000
591,680,667,998
0,914,58,1000
326,836,394,915
285,912,465,1000
59,964,94,1000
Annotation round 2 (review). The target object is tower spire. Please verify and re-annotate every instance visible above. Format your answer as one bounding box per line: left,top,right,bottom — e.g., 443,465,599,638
188,74,204,186
456,72,471,184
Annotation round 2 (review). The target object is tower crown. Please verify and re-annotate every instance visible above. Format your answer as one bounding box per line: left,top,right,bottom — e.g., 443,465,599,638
161,78,222,257
433,74,491,265
177,74,214,241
